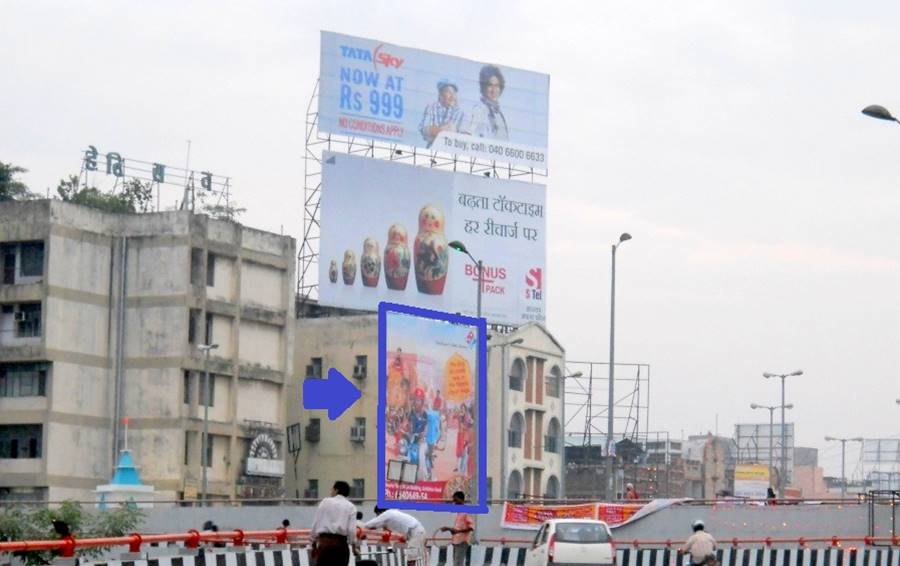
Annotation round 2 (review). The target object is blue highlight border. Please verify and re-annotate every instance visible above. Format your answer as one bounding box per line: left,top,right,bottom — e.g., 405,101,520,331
377,301,489,514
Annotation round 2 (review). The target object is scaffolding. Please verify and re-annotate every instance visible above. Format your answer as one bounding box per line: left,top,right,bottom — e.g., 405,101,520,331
297,80,548,305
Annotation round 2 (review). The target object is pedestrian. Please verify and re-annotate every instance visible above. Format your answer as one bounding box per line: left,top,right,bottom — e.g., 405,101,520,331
282,519,291,528
310,481,358,565
624,483,640,500
365,506,427,566
440,491,473,566
681,520,717,566
766,487,777,503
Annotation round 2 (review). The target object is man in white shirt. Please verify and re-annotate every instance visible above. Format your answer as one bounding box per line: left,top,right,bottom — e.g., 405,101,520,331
682,520,717,566
310,481,358,565
365,506,427,565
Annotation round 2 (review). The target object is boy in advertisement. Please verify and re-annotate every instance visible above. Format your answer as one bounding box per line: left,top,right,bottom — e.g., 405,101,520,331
419,80,464,148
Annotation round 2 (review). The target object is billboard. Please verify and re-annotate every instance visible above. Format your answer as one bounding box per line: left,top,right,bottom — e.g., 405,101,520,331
733,463,771,499
735,423,794,483
378,302,487,513
319,31,550,169
319,151,546,325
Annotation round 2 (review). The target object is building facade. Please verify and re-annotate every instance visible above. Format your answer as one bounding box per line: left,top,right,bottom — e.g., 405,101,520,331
287,313,565,502
0,200,295,502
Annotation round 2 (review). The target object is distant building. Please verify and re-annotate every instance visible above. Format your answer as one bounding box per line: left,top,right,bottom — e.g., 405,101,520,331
0,200,295,502
287,313,565,501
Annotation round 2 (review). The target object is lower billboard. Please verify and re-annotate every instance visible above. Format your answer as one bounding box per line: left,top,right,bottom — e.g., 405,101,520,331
319,151,546,325
377,302,487,513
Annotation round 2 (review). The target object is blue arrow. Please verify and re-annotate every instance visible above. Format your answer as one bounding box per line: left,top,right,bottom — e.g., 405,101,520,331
303,367,362,420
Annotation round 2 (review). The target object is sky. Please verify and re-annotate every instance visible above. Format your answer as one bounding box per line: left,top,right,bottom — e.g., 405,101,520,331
3,1,899,480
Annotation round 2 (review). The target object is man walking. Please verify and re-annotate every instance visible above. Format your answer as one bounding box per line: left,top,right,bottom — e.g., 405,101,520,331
310,481,358,565
365,506,428,565
440,491,473,566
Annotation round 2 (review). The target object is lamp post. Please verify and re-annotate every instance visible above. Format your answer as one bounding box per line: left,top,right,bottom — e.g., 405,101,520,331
763,369,802,497
449,240,482,318
824,436,864,499
750,402,793,493
606,233,631,500
198,343,219,503
561,371,582,498
862,105,900,124
497,337,524,499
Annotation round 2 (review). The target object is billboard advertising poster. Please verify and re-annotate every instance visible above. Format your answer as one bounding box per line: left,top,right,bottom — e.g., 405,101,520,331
319,31,550,169
319,151,547,325
377,302,488,513
733,463,771,499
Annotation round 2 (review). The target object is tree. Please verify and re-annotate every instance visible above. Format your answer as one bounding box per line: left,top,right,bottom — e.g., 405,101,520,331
0,500,144,565
56,176,154,214
0,161,38,201
201,200,247,222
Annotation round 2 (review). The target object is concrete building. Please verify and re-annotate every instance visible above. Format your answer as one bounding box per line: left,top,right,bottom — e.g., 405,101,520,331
287,313,565,501
0,200,295,502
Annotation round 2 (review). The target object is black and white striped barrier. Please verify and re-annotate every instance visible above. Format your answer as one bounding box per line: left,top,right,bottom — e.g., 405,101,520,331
76,545,900,566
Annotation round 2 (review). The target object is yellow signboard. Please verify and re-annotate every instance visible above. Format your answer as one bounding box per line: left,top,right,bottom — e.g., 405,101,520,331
444,353,472,401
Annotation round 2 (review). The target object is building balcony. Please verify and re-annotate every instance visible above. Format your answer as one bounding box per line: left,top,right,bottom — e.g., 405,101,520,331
0,457,42,476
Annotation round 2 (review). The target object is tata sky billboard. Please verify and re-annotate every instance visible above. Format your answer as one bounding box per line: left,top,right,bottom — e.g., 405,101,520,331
319,31,550,169
318,151,546,325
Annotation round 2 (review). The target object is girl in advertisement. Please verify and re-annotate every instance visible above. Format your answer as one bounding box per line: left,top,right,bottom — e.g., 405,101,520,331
463,65,509,141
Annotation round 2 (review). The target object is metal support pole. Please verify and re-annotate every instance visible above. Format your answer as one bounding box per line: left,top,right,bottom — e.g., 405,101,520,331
840,439,847,499
768,407,774,491
202,353,210,503
476,259,483,319
780,376,786,498
606,244,616,501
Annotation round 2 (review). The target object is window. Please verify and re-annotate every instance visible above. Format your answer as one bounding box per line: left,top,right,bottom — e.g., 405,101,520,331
188,309,201,344
555,522,610,543
19,242,44,277
509,358,525,392
306,479,319,499
545,418,561,454
1,246,14,284
544,476,560,499
15,303,41,338
204,312,213,345
307,357,323,379
183,371,192,404
199,374,215,407
0,363,48,397
202,433,213,467
353,355,367,379
545,366,562,398
351,417,366,442
350,478,365,499
507,470,522,499
184,432,190,465
190,248,204,285
508,413,524,448
0,425,42,458
206,253,216,286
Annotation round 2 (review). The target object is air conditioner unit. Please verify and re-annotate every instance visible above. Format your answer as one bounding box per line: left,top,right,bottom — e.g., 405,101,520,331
14,311,27,322
352,365,366,379
350,427,366,442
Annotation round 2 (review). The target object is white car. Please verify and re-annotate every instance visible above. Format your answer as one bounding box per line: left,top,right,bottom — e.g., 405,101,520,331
524,519,616,566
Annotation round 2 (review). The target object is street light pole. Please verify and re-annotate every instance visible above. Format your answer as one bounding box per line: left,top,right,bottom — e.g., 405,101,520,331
198,343,219,504
824,436,864,499
606,233,631,501
751,402,793,493
763,369,802,498
448,241,483,319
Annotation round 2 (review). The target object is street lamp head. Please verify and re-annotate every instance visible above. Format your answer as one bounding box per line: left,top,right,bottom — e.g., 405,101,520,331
852,437,864,442
824,436,835,441
862,105,897,122
750,403,759,409
619,233,632,243
568,371,584,379
448,240,469,254
784,403,794,409
762,372,774,378
509,338,525,346
790,370,804,376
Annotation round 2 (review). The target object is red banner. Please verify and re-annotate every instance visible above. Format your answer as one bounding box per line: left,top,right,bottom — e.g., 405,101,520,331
500,499,685,530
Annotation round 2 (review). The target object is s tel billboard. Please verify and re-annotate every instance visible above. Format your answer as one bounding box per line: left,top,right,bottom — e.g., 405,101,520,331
319,31,550,169
318,151,547,325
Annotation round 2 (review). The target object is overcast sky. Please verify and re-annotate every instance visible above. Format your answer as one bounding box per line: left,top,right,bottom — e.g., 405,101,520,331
3,1,899,480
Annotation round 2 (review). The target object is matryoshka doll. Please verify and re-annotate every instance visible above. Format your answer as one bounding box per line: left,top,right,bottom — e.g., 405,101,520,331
342,249,356,285
413,205,449,295
361,237,381,287
328,260,338,283
384,223,411,291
